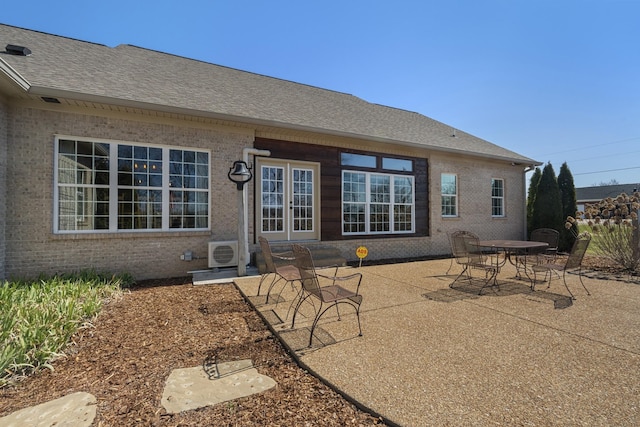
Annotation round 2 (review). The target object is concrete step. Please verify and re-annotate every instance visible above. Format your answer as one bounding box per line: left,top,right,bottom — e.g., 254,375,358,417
254,244,346,274
190,266,260,285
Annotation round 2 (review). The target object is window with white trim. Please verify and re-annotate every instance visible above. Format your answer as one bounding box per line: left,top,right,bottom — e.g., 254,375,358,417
491,178,505,217
441,173,457,217
342,171,414,234
55,137,209,233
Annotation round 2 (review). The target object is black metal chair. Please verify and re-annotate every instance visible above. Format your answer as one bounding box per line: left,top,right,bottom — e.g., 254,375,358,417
531,233,592,299
530,228,560,257
257,237,300,305
291,244,363,347
445,230,462,275
449,230,499,294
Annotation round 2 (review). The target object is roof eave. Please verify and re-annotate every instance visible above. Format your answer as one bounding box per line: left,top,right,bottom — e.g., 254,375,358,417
0,57,30,91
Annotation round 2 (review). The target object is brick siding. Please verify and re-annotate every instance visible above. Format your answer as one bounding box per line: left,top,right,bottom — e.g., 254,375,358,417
4,105,252,280
0,100,7,280
4,103,526,280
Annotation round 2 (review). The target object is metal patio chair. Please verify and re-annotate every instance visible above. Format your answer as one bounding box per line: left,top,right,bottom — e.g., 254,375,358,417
291,244,363,347
445,230,462,275
531,233,592,299
449,230,499,294
530,228,560,258
257,237,301,305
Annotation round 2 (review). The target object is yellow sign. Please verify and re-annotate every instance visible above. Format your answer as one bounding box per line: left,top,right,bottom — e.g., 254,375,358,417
356,246,368,259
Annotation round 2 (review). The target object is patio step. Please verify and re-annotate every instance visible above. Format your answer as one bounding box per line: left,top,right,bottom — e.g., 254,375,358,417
254,244,346,274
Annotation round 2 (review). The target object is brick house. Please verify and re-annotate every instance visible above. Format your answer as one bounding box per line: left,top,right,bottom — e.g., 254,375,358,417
0,24,540,280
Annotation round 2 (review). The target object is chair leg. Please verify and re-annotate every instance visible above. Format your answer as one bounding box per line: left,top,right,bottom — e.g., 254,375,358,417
271,279,296,309
576,268,591,296
256,273,274,296
308,301,361,348
478,268,498,295
531,270,536,291
562,271,576,300
285,286,305,320
291,293,316,329
450,265,468,288
446,257,454,275
531,269,551,291
264,276,283,304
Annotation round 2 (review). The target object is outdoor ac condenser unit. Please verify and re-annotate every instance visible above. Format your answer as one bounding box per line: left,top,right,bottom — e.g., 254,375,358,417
208,240,239,268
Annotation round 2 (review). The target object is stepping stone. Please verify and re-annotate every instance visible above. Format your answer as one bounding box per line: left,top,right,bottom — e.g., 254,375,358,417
161,360,276,414
0,391,96,427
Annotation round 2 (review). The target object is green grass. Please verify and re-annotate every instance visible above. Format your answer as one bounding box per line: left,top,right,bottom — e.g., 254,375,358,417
0,271,133,387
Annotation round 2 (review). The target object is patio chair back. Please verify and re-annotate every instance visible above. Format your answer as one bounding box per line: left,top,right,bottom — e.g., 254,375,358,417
530,228,559,255
258,236,279,274
450,230,485,265
565,233,591,270
256,237,300,303
291,243,323,298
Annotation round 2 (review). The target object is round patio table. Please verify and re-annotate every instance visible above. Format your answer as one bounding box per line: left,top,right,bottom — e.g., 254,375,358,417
476,240,549,284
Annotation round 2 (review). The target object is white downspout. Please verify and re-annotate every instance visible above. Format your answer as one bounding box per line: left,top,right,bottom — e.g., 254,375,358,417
240,148,271,273
523,164,535,239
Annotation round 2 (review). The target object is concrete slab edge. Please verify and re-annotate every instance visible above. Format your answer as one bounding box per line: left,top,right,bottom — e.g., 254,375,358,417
231,281,401,427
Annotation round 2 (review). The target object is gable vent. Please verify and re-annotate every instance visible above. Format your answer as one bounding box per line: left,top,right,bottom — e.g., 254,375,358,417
5,44,32,56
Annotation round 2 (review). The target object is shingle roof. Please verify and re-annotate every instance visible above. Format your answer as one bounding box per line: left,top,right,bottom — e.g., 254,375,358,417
0,23,537,164
576,184,640,202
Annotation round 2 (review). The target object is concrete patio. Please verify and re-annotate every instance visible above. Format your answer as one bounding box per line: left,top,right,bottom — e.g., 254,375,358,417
235,257,640,426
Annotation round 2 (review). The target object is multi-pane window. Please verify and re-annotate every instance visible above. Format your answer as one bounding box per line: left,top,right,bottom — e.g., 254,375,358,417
261,166,284,232
292,168,314,231
342,171,367,233
394,176,414,231
491,178,505,217
117,145,163,230
57,139,110,230
441,173,457,217
55,137,209,233
168,149,209,229
342,171,414,234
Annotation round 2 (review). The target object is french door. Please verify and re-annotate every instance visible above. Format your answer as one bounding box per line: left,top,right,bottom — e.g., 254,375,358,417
256,158,319,241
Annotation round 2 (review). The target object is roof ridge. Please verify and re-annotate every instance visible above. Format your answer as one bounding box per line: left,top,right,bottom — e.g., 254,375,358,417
0,22,107,48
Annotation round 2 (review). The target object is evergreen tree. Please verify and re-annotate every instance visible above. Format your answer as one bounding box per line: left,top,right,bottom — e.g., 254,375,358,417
558,162,578,252
530,163,563,234
526,167,542,237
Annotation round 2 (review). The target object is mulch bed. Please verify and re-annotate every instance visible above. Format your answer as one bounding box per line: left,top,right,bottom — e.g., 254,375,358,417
0,278,386,426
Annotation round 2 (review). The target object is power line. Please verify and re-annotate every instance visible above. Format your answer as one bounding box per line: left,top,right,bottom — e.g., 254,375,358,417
573,166,640,176
535,136,640,157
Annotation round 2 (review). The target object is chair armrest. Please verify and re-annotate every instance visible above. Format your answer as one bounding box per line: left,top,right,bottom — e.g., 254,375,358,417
317,272,363,294
533,254,556,265
272,251,295,261
315,264,340,276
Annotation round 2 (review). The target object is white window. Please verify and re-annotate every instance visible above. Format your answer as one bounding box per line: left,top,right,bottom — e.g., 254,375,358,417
55,136,209,233
441,173,457,217
492,178,505,217
342,171,414,235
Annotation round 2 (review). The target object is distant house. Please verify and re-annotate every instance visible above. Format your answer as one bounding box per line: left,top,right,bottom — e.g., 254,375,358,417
0,24,540,280
576,183,640,215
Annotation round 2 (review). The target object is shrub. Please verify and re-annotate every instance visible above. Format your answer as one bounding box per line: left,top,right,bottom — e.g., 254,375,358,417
0,271,131,387
579,192,640,272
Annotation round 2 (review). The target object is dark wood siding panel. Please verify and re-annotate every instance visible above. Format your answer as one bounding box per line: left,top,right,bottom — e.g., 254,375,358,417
415,158,429,236
254,138,429,240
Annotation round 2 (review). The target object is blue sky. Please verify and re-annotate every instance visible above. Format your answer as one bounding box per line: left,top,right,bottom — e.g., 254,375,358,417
5,0,640,188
